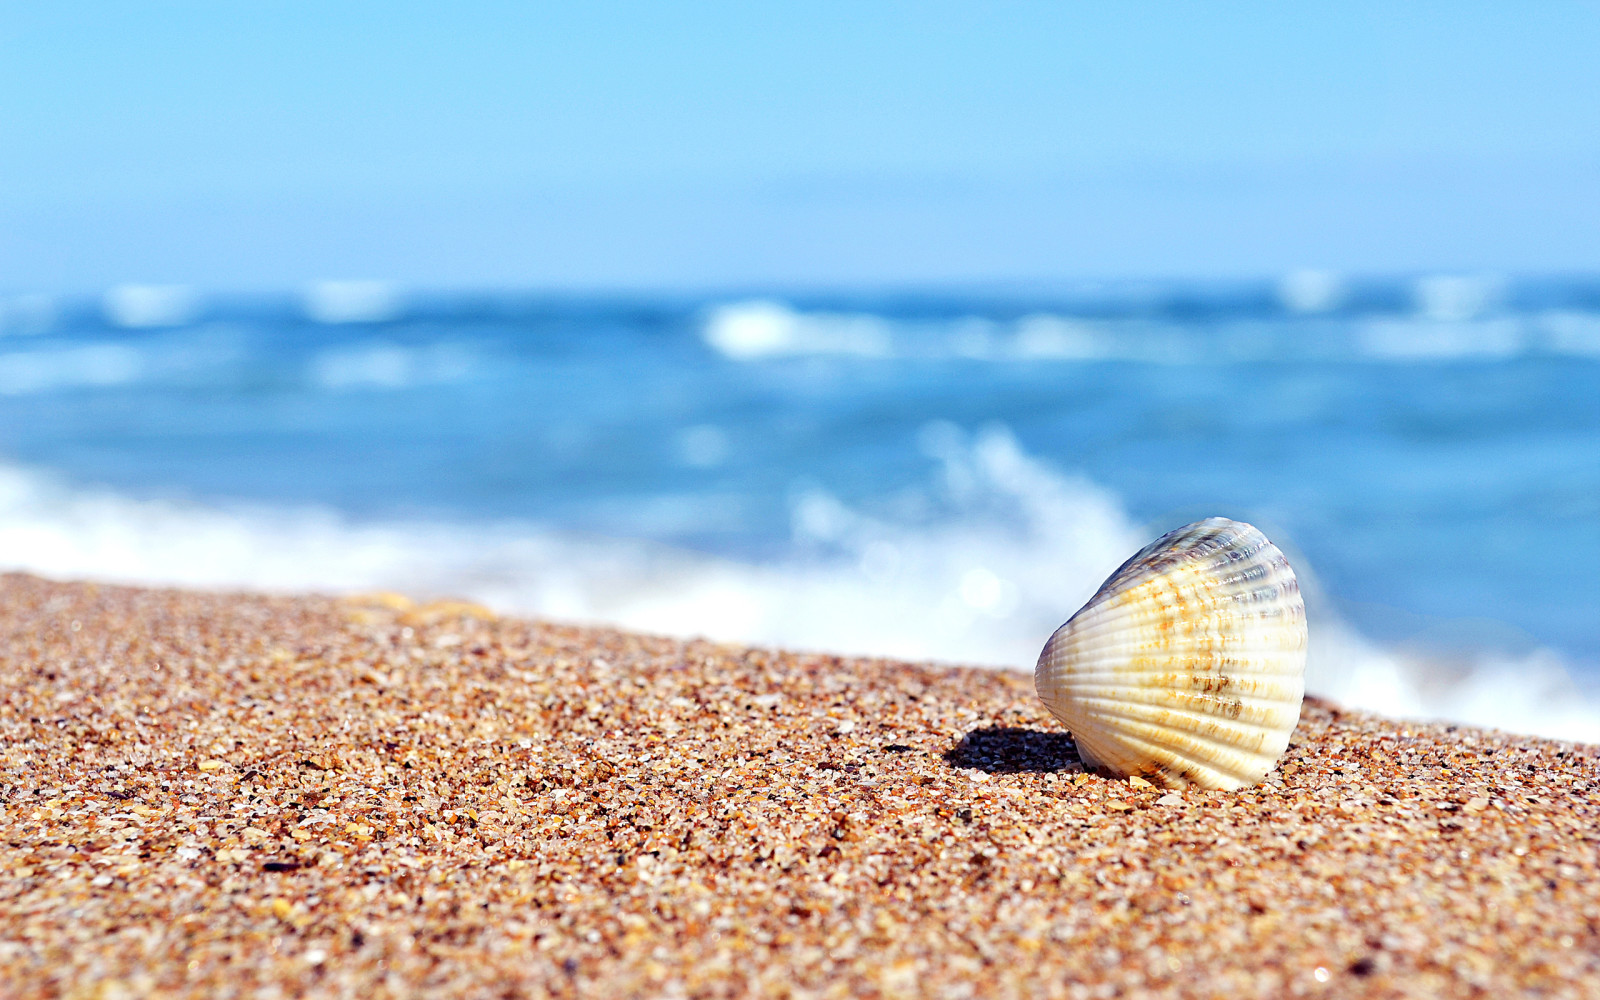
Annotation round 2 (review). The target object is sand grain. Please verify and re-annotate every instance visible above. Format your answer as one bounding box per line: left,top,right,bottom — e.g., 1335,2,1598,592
2,575,1598,998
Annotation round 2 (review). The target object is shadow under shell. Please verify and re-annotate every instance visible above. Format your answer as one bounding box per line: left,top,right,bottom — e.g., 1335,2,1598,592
944,727,1086,774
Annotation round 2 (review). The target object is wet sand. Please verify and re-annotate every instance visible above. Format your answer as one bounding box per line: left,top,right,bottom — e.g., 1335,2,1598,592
2,574,1597,999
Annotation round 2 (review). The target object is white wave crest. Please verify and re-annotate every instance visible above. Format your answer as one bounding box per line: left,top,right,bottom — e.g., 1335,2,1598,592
0,435,1593,743
702,299,1600,364
103,284,201,329
0,344,144,395
304,281,404,325
1308,624,1600,743
702,301,893,359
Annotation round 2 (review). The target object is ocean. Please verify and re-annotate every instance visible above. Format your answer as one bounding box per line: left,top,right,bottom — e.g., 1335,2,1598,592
2,275,1597,740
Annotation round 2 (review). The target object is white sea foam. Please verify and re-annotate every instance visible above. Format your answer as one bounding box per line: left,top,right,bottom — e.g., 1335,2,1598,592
1307,623,1600,743
1413,274,1501,323
0,343,144,395
103,284,201,329
1279,269,1345,314
1010,315,1111,360
0,432,1594,742
702,301,892,359
304,281,404,325
703,299,1600,364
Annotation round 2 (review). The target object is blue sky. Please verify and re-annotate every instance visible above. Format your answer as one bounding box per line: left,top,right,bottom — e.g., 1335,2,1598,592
3,2,1598,291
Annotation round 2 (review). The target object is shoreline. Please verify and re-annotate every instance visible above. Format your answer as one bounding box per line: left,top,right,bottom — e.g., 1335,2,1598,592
2,574,1597,998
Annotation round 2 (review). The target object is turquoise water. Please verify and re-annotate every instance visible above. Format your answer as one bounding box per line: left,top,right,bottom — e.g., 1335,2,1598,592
1,277,1596,733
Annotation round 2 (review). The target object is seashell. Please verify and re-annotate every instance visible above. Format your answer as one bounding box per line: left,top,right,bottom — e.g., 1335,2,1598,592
1035,517,1307,791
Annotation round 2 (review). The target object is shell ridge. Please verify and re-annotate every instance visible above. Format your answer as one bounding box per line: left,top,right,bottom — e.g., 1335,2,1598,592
1061,685,1305,717
1044,639,1308,672
1072,696,1299,744
1086,710,1286,769
1034,517,1307,792
1072,694,1301,741
1044,614,1304,658
1068,717,1260,790
1062,694,1299,764
1043,654,1308,682
1052,603,1306,644
1042,645,1308,679
1087,726,1273,789
1056,572,1304,632
1041,654,1309,682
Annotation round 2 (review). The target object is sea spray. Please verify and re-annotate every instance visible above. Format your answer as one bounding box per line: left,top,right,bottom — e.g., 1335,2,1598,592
1,431,1594,742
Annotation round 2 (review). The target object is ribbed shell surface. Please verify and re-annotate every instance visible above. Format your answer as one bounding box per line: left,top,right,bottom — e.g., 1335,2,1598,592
1035,517,1307,790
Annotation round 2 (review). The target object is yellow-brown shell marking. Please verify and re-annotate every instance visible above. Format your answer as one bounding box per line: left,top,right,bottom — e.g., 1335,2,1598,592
1034,517,1307,790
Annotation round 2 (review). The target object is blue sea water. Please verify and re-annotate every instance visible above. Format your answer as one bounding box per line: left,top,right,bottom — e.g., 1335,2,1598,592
1,276,1597,738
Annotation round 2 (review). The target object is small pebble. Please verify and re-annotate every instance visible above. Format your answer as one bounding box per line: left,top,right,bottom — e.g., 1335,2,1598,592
1,576,1596,1000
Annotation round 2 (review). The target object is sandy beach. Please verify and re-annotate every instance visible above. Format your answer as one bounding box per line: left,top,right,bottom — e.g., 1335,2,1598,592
2,573,1597,999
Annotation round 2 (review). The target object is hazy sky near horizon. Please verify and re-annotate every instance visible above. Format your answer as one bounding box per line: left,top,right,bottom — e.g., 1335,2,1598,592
3,2,1599,292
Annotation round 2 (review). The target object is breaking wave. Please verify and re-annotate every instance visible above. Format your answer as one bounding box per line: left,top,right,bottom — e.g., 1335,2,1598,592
702,299,1600,363
1,430,1594,744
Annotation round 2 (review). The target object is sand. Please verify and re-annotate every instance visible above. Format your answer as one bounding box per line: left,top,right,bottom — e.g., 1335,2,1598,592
1,574,1597,999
